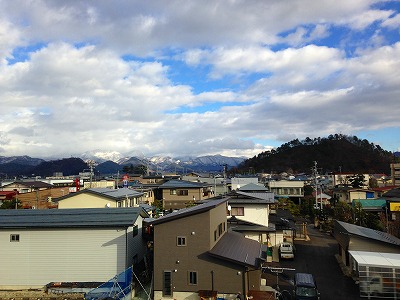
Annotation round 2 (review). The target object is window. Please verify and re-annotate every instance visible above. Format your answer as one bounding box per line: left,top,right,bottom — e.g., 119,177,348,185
10,234,20,242
178,189,188,196
170,189,177,195
214,230,217,241
117,201,122,207
218,223,223,235
132,225,138,237
231,207,244,216
188,271,198,285
177,236,186,246
163,271,172,296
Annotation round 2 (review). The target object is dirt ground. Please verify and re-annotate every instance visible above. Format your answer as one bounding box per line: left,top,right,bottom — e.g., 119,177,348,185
0,290,84,300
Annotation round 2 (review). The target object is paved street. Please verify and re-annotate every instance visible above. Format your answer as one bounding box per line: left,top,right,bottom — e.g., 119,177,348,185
265,224,361,300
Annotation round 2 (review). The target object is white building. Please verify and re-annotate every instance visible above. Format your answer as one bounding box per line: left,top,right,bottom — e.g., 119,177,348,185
0,207,149,289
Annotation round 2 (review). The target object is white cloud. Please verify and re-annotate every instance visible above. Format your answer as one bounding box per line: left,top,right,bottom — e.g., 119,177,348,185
0,0,399,159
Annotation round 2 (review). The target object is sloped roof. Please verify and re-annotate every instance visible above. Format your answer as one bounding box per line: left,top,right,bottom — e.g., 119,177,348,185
159,179,210,189
208,231,267,268
269,209,296,230
0,207,148,229
383,187,400,199
227,216,276,233
54,187,143,202
352,199,386,210
3,181,54,189
335,220,400,246
227,191,275,204
238,183,268,192
150,198,228,225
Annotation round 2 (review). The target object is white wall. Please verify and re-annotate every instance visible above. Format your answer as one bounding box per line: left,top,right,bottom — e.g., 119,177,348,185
0,227,129,289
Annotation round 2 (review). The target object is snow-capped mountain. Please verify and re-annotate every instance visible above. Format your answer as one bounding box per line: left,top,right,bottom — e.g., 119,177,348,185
80,150,246,169
80,150,124,163
0,155,45,166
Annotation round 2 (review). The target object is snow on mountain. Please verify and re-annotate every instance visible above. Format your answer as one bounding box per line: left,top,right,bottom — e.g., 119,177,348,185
0,155,44,166
80,150,124,163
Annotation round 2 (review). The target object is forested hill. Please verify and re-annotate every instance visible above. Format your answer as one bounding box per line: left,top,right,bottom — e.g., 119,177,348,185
236,134,395,175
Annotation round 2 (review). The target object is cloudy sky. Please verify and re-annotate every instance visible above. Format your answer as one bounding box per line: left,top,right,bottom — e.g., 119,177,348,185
0,0,399,159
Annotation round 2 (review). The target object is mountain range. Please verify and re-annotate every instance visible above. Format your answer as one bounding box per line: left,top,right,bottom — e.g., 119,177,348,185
0,153,246,178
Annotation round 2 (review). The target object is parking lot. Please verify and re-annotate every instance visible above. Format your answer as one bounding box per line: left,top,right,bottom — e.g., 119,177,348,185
264,224,361,300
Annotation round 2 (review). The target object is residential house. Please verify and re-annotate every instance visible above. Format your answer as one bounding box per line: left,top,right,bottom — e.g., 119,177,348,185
54,187,144,209
149,198,268,300
331,172,371,189
225,187,297,263
158,179,213,210
0,207,149,289
182,174,228,197
230,176,259,191
381,187,400,238
332,187,376,204
311,190,332,208
226,189,274,243
237,183,269,193
333,220,400,272
267,180,304,203
391,163,400,186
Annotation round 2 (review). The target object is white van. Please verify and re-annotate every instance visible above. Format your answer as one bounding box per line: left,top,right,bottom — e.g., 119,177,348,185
279,242,295,259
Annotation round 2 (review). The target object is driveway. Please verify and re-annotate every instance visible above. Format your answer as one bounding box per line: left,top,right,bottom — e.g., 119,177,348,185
264,224,361,300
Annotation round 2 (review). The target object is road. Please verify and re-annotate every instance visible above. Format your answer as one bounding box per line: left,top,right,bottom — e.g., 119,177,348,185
265,224,361,300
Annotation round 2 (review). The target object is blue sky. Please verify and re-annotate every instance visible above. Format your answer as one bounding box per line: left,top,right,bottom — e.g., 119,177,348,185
0,0,399,160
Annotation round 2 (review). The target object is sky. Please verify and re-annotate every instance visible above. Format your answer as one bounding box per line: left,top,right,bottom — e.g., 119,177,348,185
0,0,399,160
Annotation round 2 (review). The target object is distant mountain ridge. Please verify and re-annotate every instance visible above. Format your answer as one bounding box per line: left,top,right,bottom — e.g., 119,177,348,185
0,153,246,177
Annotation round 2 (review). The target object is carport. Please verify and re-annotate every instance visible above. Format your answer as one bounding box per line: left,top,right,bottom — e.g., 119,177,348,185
349,251,400,299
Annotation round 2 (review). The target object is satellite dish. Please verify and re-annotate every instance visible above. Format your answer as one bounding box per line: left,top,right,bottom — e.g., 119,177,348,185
106,203,111,208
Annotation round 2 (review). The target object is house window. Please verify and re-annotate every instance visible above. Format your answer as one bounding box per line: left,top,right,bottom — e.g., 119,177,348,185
117,201,123,207
188,271,198,285
177,236,186,246
214,230,217,241
218,223,223,236
231,207,244,216
132,225,138,237
178,189,189,196
163,271,172,297
10,234,20,242
170,189,177,195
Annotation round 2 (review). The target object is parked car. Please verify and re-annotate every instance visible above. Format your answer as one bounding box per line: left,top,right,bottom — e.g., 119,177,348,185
279,241,295,259
293,273,320,300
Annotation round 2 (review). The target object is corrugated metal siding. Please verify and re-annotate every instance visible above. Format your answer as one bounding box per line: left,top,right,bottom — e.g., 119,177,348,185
0,228,127,287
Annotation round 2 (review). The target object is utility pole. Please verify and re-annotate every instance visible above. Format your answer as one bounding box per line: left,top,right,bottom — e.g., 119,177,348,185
313,161,318,208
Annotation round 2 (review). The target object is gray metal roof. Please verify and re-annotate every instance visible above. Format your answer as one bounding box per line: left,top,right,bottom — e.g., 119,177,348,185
0,207,148,229
87,187,144,198
227,191,275,204
208,231,266,268
54,187,143,202
150,198,228,225
238,183,268,192
159,179,210,189
228,217,276,233
336,220,400,246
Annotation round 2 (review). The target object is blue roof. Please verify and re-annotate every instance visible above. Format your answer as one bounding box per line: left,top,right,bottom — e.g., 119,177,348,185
0,207,148,229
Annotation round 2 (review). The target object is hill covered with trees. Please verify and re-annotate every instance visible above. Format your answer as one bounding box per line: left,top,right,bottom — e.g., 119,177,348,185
236,134,395,175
